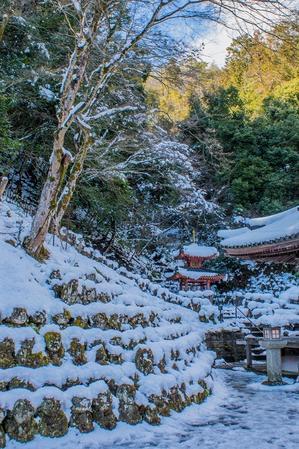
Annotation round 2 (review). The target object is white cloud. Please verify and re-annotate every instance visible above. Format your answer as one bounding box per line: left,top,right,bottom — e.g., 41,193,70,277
198,24,234,67
193,0,298,68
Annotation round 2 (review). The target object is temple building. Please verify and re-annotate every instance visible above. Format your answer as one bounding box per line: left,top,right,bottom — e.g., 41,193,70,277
168,243,225,291
218,205,299,264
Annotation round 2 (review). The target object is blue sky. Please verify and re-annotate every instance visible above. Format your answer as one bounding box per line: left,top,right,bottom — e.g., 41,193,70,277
164,18,234,68
161,0,299,67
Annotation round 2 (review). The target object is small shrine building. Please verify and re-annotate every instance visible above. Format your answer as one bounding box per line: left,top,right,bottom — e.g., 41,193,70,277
168,243,225,290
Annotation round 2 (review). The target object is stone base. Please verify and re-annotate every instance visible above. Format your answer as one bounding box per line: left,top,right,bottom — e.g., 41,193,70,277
261,379,286,386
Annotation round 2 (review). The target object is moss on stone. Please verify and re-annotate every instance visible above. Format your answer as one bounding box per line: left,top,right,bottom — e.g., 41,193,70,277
72,316,89,328
150,395,170,417
168,387,186,412
0,409,5,448
16,339,49,368
95,344,109,365
69,339,87,365
30,311,47,328
52,309,72,327
135,348,154,375
92,392,117,430
4,400,37,443
8,378,35,391
143,407,161,426
44,332,64,365
0,339,15,368
71,397,93,433
37,399,68,438
116,384,142,424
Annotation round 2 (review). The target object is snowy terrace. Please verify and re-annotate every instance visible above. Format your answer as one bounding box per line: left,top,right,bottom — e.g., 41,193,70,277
0,199,223,445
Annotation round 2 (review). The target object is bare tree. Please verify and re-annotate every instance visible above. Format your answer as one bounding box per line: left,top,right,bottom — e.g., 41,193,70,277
23,0,289,259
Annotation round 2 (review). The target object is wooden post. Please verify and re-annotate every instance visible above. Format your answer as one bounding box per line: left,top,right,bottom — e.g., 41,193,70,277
0,176,8,200
246,339,252,369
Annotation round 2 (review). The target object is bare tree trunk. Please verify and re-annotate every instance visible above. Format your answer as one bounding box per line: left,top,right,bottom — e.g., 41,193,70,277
103,219,116,254
0,14,9,42
22,3,102,259
23,132,71,259
51,130,91,234
0,176,8,200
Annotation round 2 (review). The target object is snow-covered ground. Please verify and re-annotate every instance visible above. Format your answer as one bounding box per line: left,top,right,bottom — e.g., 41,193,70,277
7,369,299,449
0,200,219,445
221,284,299,330
1,199,298,448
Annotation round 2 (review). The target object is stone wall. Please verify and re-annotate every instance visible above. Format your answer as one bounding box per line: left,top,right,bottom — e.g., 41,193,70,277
205,329,246,362
0,269,214,447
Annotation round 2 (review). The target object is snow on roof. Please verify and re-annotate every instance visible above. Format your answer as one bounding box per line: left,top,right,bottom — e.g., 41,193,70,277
177,268,221,279
245,205,299,228
217,227,250,239
182,243,218,257
221,206,299,248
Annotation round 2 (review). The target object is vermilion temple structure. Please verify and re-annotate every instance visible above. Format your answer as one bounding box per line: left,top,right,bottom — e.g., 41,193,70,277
219,206,299,264
168,243,225,290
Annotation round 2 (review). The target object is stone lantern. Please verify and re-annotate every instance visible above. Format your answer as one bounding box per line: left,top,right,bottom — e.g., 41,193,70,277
263,326,281,340
261,326,284,385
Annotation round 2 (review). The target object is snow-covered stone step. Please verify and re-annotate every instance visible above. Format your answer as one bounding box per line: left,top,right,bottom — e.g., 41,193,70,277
0,380,110,417
51,270,202,320
134,331,205,374
51,302,183,330
51,276,119,305
0,302,182,330
0,353,214,417
0,322,201,371
143,322,196,342
136,278,218,317
40,324,144,352
0,202,216,445
43,323,196,351
0,380,122,441
0,325,139,369
0,361,137,392
0,363,212,445
0,347,213,413
47,322,198,349
139,351,214,399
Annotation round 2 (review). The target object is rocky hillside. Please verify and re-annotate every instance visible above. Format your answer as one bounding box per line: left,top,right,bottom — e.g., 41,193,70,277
0,201,216,447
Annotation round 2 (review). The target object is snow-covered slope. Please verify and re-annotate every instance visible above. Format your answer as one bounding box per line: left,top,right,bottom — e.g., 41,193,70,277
0,201,216,445
244,286,299,328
